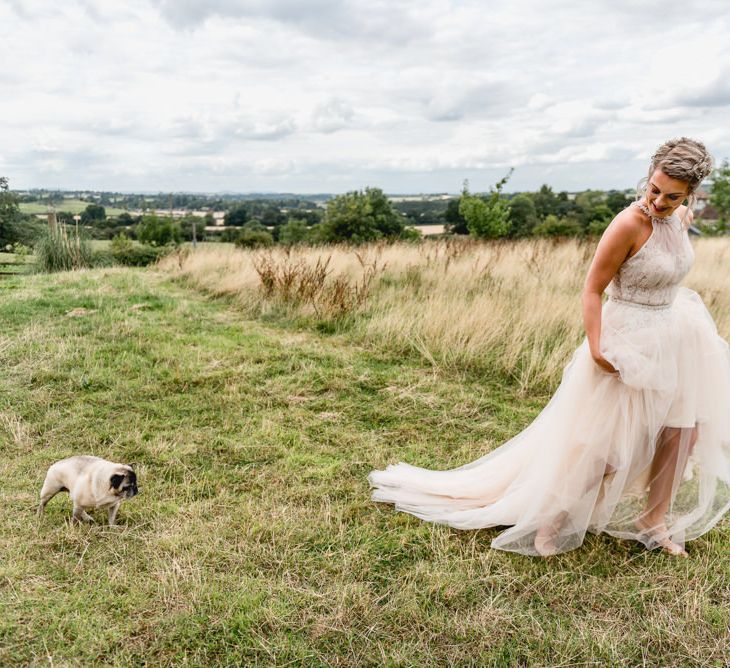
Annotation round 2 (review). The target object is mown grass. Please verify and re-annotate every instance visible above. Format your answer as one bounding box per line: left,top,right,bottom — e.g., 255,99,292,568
0,267,728,666
19,200,127,216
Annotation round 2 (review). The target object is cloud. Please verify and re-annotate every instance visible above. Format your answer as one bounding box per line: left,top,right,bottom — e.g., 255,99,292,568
151,0,424,44
2,0,730,192
310,98,355,133
527,94,553,112
670,74,730,109
232,117,297,141
424,80,519,122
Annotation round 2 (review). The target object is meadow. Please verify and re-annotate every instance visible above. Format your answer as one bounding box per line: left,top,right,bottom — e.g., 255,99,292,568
18,199,127,216
0,237,728,666
160,237,730,394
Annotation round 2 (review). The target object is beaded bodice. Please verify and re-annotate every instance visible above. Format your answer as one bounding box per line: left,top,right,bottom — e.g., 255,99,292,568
605,201,694,308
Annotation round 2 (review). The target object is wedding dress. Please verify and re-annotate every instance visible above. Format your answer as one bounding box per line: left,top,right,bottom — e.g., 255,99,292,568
368,201,730,556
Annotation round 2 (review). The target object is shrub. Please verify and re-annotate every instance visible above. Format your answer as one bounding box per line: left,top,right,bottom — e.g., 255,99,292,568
399,226,422,242
460,171,513,239
696,219,728,236
137,214,181,246
34,225,94,272
279,219,310,245
234,228,274,249
533,214,583,237
109,233,165,266
6,216,46,246
13,242,31,257
89,249,115,267
319,187,404,243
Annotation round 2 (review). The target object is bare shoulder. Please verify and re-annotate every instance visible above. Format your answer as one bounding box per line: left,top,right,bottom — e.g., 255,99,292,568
584,206,644,290
599,206,644,248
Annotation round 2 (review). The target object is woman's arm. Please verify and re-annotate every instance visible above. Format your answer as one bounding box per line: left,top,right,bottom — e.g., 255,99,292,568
581,211,642,373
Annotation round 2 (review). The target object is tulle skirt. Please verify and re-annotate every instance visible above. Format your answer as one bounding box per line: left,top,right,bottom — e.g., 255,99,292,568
368,288,730,556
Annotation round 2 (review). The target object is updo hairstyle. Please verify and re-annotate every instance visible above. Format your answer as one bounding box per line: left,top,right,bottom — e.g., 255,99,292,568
638,137,714,211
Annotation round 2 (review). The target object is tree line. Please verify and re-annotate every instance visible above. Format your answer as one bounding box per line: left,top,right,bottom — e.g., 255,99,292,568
2,162,730,253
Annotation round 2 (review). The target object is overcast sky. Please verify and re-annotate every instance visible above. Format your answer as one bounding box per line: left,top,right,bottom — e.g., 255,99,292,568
1,0,729,194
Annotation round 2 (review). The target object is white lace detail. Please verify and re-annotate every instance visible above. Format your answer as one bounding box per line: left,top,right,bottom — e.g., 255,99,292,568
604,202,694,308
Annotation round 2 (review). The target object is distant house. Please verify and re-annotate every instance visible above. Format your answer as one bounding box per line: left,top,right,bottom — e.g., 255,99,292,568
694,188,710,212
695,203,718,222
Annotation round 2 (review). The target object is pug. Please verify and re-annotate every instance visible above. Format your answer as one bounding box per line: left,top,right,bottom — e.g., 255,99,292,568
38,456,139,526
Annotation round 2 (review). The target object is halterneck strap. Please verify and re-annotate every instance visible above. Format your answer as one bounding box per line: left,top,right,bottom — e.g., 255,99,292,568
632,200,679,228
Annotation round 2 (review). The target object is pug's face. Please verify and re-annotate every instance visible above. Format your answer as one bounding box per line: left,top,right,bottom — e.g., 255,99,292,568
110,468,138,499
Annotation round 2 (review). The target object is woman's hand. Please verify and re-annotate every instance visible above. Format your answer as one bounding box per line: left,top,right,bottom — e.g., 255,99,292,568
593,354,618,375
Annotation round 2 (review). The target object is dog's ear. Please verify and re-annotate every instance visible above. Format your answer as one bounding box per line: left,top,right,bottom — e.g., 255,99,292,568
110,473,125,489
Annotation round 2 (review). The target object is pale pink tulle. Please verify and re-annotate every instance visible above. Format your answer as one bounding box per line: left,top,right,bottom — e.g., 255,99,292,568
369,288,730,555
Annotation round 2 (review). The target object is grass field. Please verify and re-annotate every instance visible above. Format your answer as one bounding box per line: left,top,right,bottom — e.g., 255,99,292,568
19,199,127,216
0,260,728,666
0,251,34,275
160,237,730,395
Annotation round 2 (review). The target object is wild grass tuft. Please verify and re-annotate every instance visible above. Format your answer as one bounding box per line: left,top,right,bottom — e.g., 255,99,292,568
33,224,94,272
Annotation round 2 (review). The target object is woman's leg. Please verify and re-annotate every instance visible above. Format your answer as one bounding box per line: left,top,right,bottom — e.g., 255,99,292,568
644,425,697,525
638,424,698,555
534,463,617,556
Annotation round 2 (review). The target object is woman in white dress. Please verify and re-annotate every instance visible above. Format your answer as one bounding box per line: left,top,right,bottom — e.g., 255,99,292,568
368,137,729,557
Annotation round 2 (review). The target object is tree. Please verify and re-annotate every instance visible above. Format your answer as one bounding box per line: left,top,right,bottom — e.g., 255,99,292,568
364,187,404,237
459,170,513,239
533,214,582,237
586,204,614,236
224,204,249,227
115,212,136,227
444,197,468,234
532,184,561,219
710,159,730,225
287,209,323,226
180,215,206,242
43,191,65,207
320,187,403,243
574,190,606,229
260,205,286,228
80,203,106,226
555,190,576,217
606,190,633,214
279,218,310,245
508,193,539,238
136,214,181,246
0,176,20,246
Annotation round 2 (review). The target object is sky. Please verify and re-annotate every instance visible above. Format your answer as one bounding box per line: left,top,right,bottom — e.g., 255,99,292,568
1,0,729,194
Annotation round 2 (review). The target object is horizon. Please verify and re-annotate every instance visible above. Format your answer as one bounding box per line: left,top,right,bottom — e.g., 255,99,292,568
11,184,641,198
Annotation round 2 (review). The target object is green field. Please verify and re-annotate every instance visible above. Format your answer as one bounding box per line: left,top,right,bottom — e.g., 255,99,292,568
0,268,727,666
0,252,34,275
19,199,127,216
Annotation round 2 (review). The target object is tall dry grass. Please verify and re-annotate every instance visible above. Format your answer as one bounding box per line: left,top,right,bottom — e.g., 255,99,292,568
159,237,730,393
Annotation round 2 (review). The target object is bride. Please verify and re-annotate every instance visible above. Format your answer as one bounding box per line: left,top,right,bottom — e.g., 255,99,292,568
368,137,730,557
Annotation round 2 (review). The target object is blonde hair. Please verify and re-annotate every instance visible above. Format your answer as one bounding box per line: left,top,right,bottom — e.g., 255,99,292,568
636,137,714,214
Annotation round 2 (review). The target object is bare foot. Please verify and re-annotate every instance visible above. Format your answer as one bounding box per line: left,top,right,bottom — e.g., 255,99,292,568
635,518,688,558
534,525,558,556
